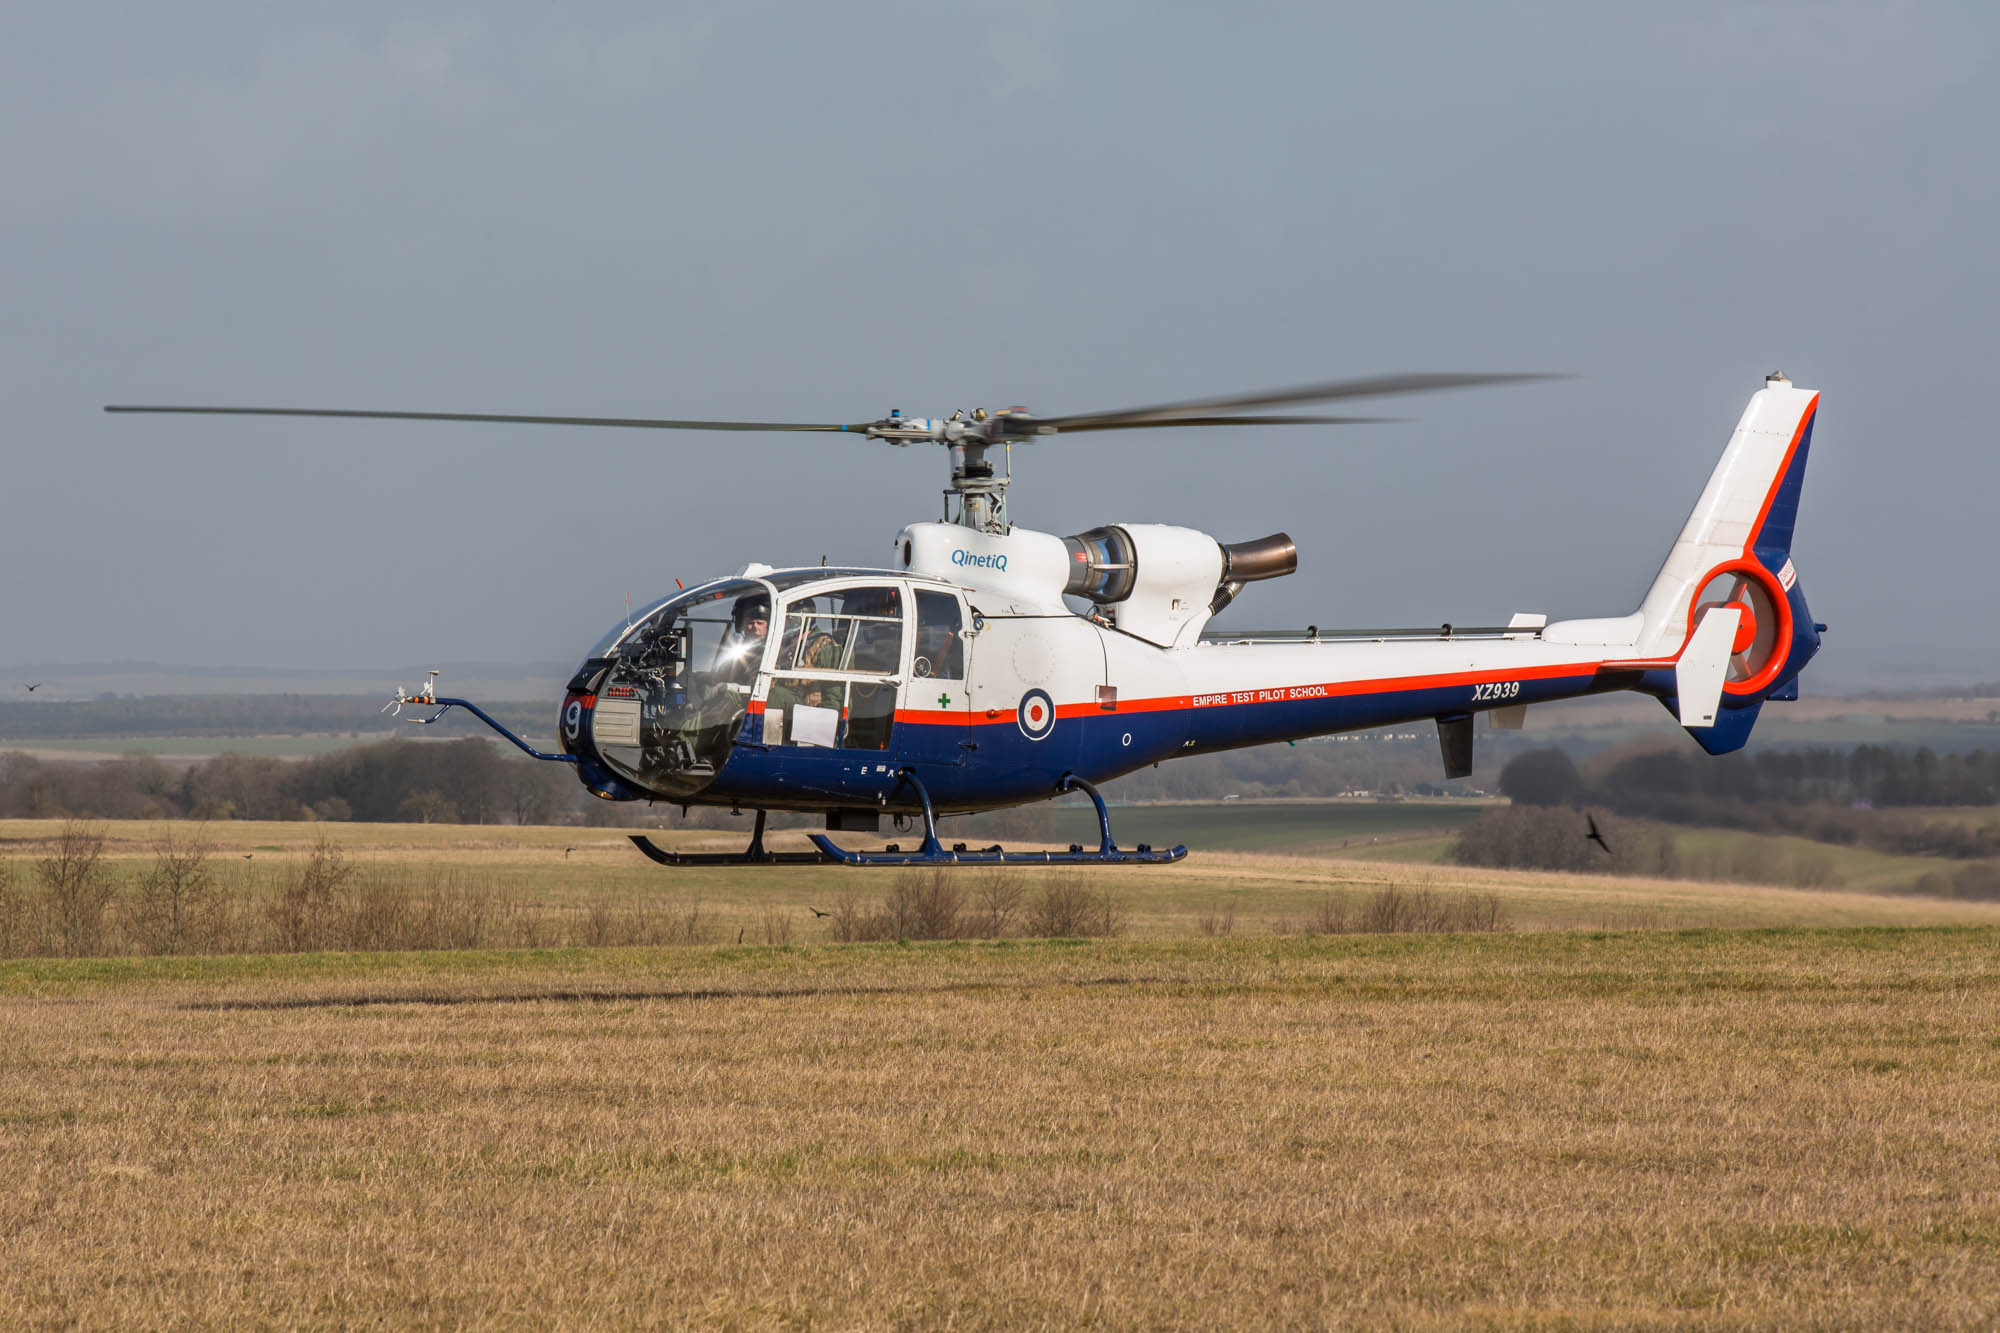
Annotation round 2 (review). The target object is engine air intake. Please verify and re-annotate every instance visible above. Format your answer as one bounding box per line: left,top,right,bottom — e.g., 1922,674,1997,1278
1062,526,1138,603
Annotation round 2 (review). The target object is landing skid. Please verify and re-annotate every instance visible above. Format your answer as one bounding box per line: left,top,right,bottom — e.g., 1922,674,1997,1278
629,811,833,866
809,771,1187,867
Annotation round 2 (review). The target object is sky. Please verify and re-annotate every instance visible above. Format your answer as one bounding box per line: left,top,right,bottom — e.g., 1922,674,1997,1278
2,3,1995,691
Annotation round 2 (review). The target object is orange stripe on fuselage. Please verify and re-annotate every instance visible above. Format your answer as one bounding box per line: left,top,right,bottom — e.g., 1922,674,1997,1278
888,658,1607,728
894,708,964,726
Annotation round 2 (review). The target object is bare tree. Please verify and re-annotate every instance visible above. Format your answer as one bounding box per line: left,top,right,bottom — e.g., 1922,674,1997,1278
132,824,217,954
38,820,113,957
0,855,22,957
399,789,458,824
1029,874,1124,938
511,778,552,827
968,868,1025,937
269,835,354,952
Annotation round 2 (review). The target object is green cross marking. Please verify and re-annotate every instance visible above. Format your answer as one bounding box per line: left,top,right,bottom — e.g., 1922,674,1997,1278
937,692,952,709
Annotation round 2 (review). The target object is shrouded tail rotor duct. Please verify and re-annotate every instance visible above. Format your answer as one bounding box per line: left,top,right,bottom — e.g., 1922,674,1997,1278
1062,526,1138,603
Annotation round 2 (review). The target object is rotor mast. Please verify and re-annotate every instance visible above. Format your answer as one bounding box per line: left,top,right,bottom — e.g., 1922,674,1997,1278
866,408,1029,534
947,439,1010,532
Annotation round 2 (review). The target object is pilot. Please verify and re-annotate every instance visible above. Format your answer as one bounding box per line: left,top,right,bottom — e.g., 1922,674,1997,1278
717,594,771,684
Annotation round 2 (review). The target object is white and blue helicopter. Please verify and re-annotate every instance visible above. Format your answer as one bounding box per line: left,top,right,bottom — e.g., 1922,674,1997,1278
107,372,1821,866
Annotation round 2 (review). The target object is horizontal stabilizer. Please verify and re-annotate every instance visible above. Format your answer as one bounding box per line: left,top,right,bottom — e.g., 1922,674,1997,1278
1674,605,1742,728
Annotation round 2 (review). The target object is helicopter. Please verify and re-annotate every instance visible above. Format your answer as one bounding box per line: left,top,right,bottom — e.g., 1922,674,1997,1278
106,371,1822,866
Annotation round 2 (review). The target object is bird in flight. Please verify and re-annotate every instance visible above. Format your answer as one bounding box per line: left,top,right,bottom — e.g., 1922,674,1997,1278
1585,814,1613,856
22,683,40,692
808,906,831,918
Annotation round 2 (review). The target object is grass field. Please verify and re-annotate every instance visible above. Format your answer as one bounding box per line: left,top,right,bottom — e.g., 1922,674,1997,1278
10,816,2000,951
6,929,2000,1327
986,795,1491,854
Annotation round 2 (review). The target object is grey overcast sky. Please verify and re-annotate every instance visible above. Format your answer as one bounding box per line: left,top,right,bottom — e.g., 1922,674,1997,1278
2,4,1994,689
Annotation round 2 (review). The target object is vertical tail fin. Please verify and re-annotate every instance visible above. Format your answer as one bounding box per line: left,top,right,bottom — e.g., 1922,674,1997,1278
1602,374,1823,753
1632,373,1820,656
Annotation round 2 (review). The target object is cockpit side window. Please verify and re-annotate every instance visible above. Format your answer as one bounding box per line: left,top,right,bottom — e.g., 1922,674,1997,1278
840,586,904,674
766,584,906,750
774,585,905,676
776,594,847,673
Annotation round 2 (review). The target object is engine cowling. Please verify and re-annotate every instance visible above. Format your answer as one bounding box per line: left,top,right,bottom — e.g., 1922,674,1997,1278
897,520,1297,646
1063,525,1297,645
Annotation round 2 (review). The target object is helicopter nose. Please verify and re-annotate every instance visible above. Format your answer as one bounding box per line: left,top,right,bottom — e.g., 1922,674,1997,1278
558,690,647,801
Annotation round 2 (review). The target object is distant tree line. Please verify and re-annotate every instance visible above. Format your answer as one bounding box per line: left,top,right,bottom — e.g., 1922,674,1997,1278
0,694,547,741
1451,805,1681,878
0,740,585,825
1501,743,2000,813
0,729,1483,828
1459,745,2000,897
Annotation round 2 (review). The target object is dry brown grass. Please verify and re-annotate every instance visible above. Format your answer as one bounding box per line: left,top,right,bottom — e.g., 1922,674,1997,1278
9,818,2000,960
3,930,2000,1327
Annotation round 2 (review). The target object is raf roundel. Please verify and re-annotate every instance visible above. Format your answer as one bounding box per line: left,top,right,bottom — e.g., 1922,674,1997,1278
1016,689,1056,741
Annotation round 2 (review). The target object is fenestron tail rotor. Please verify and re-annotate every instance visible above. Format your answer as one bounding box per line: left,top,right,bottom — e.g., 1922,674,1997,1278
106,370,1561,531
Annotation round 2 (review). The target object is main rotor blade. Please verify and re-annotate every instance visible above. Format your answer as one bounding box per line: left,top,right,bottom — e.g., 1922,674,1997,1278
1046,413,1398,433
1031,372,1561,434
102,405,868,433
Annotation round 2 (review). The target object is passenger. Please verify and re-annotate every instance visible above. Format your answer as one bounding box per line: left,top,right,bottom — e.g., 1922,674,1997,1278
770,678,840,746
796,623,843,671
914,620,960,678
845,588,903,673
774,598,843,672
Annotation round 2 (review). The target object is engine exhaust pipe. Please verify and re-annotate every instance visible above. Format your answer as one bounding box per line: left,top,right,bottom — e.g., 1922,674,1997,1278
1212,533,1296,615
1220,533,1297,583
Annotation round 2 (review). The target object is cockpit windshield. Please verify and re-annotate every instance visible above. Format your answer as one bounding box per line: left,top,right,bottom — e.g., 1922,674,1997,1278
584,579,771,797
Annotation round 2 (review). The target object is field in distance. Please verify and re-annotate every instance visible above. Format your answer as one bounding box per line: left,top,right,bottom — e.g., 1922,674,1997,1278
7,816,2000,947
4,928,1998,1326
